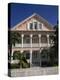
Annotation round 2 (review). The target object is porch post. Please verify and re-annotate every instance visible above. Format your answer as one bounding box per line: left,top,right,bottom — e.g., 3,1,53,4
11,49,13,60
21,50,23,53
33,20,34,30
30,34,33,48
30,50,32,67
21,34,24,48
39,49,41,67
39,34,41,47
47,34,50,47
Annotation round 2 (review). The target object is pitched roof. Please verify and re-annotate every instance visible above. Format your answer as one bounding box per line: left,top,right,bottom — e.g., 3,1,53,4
11,13,54,30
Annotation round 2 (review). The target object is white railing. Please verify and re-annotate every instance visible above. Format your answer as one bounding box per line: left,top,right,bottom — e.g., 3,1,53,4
23,44,31,47
10,60,19,64
32,43,39,47
40,43,48,47
15,43,22,47
13,43,51,48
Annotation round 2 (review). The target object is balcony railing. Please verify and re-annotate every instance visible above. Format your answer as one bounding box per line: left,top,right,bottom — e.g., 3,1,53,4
13,43,50,48
32,43,39,47
23,43,31,47
40,43,48,47
15,43,22,47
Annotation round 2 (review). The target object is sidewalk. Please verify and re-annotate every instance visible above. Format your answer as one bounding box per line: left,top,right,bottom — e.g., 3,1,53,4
10,67,58,77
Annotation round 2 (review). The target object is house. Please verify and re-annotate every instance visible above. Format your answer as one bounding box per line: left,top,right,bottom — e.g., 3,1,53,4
9,13,55,67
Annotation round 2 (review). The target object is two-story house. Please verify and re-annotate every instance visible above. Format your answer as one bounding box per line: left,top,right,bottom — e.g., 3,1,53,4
9,13,55,67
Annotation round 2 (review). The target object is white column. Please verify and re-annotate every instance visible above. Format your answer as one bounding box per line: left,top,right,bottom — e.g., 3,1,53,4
21,34,24,48
33,20,34,30
30,50,32,67
47,34,50,47
37,22,39,30
39,34,41,47
30,34,33,48
11,49,13,60
21,50,23,53
39,49,41,66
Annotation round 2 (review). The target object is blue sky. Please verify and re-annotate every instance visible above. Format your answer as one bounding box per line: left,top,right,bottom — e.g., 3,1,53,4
8,3,58,28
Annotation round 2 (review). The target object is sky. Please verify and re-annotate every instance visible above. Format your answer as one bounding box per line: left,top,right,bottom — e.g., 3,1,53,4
8,3,58,28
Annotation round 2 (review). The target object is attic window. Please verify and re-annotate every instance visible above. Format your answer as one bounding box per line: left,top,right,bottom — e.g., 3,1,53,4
30,23,33,29
39,23,42,29
34,22,37,29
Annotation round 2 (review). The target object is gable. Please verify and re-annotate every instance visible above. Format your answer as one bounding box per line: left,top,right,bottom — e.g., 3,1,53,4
11,13,54,31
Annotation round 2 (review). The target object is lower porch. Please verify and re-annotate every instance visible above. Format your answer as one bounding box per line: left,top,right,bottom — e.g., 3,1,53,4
8,49,50,68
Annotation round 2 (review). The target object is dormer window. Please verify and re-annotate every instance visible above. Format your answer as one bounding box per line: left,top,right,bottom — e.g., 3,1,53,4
30,23,33,29
39,23,42,29
29,21,42,30
34,22,37,29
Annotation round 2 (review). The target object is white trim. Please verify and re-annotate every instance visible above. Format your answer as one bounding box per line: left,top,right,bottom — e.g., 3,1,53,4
30,50,32,67
21,34,24,48
30,34,33,48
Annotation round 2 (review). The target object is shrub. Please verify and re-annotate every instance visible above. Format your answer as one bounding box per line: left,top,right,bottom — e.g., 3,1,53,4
8,63,20,69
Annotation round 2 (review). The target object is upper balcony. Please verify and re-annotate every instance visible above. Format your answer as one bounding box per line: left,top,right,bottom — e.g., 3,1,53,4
12,34,54,48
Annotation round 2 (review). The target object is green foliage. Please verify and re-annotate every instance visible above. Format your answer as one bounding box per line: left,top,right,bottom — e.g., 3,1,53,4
13,51,20,60
41,49,49,59
41,40,58,67
46,23,58,66
49,46,58,66
19,53,30,68
40,49,50,67
13,51,30,68
11,63,20,69
9,31,21,46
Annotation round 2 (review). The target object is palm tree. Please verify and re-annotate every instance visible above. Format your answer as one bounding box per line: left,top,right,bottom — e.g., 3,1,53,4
8,31,21,63
19,52,30,68
13,51,30,68
13,51,20,60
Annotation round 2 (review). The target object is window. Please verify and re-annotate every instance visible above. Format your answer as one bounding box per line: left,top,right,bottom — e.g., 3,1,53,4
33,51,38,58
34,22,37,29
32,35,39,43
39,23,42,29
26,38,30,43
30,23,33,29
23,35,30,43
34,53,37,58
41,35,47,43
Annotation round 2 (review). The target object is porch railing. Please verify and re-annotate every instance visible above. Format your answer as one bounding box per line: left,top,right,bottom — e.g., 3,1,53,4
23,44,31,47
32,43,39,47
15,43,22,47
13,43,50,48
